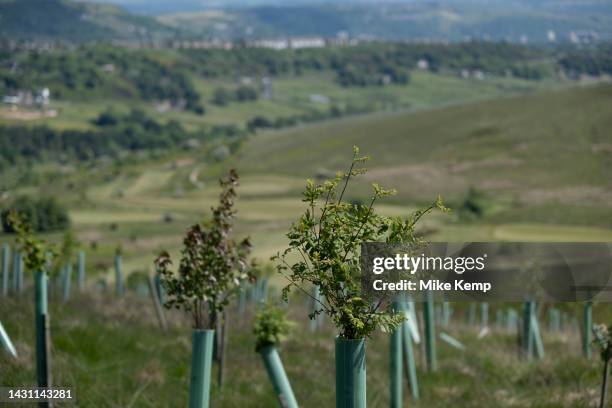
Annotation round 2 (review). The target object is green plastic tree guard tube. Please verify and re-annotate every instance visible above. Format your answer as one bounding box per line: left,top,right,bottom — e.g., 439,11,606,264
390,301,402,408
238,286,246,315
310,285,322,332
260,345,299,408
259,278,269,307
480,303,489,329
114,254,124,296
401,319,419,400
13,251,23,293
0,320,18,358
400,301,419,400
522,301,533,359
155,273,164,304
467,303,476,326
530,311,545,359
63,263,72,303
189,329,215,408
441,301,451,328
2,243,10,296
583,302,593,359
35,270,51,388
423,290,437,371
77,250,85,291
335,337,366,408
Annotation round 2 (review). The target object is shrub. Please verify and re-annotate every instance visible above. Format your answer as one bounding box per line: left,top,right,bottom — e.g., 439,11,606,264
253,304,294,352
275,146,448,339
235,86,258,102
155,170,252,329
458,187,491,220
1,196,70,233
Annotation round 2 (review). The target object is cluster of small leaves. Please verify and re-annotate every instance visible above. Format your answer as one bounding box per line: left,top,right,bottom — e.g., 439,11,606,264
7,211,57,275
274,146,448,339
154,170,252,329
253,303,295,352
593,324,612,363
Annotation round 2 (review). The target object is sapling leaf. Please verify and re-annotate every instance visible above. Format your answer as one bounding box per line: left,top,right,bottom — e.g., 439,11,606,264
154,170,251,329
275,147,447,339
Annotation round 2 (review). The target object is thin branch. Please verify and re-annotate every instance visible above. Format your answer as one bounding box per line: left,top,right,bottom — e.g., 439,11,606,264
337,160,355,205
278,259,330,313
408,203,436,229
341,195,377,264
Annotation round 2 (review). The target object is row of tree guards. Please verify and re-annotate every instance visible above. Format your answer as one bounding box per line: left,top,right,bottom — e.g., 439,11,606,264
1,156,610,408
0,241,605,407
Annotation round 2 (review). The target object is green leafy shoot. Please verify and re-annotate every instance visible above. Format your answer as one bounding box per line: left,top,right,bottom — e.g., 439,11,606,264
154,169,252,329
274,146,449,339
7,211,57,275
253,303,295,352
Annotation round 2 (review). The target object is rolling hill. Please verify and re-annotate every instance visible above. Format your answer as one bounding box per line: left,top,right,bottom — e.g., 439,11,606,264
0,0,175,42
157,1,612,42
232,83,612,226
2,0,611,43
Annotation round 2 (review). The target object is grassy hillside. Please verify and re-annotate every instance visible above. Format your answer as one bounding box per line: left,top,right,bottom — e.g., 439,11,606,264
1,292,609,407
233,83,612,226
158,1,612,41
0,0,174,41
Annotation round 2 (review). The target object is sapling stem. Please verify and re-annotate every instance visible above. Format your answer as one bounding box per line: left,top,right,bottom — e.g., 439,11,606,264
600,360,609,408
62,263,72,303
584,302,593,359
147,275,167,331
400,303,419,400
77,250,85,291
390,301,402,408
114,254,123,296
424,290,437,371
260,345,299,408
1,243,9,296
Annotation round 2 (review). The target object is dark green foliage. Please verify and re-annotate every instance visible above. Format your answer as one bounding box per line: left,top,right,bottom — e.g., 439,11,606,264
212,86,258,106
247,116,273,133
253,304,294,352
558,44,612,77
155,170,252,329
0,45,201,111
1,196,69,233
246,103,374,133
236,85,258,101
212,87,232,106
458,187,491,220
0,109,232,163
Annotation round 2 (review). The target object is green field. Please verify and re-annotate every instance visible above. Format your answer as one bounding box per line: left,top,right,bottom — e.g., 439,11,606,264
3,82,611,281
0,71,569,132
1,292,609,407
1,72,612,408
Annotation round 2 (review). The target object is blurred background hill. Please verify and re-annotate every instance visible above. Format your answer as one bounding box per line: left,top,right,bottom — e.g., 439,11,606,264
1,0,611,42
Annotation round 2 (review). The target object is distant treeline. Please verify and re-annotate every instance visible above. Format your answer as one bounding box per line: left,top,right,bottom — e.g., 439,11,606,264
0,109,243,166
3,41,601,107
1,195,69,233
181,41,551,84
0,46,203,113
558,44,612,77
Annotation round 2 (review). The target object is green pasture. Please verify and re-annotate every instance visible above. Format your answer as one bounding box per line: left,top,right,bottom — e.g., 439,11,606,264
0,71,568,132
0,293,607,407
